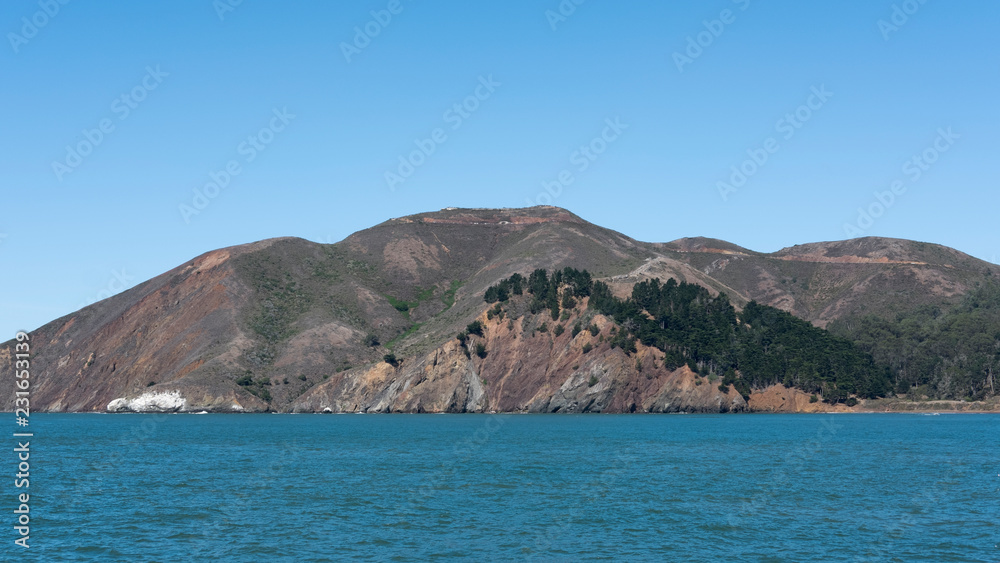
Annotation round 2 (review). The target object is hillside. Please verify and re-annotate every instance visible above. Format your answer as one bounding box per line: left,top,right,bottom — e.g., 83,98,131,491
2,206,997,412
657,236,999,327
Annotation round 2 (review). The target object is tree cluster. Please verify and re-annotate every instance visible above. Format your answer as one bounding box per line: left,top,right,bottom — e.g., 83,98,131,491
829,280,1000,400
486,269,894,402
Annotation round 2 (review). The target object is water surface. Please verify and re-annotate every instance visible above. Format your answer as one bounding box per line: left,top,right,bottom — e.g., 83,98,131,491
10,413,999,561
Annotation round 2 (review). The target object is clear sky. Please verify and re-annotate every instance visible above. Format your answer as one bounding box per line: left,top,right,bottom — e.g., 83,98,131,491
2,0,998,337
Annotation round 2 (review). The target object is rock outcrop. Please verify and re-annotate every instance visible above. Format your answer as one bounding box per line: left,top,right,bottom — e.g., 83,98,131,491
2,206,997,413
292,306,747,414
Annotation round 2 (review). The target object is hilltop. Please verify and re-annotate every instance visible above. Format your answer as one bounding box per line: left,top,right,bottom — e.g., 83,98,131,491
2,206,997,413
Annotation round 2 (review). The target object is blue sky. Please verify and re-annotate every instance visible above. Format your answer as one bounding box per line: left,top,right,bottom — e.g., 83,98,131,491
2,0,998,337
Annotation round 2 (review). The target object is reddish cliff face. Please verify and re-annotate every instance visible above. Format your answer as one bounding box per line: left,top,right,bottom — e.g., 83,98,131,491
292,304,747,414
2,207,997,414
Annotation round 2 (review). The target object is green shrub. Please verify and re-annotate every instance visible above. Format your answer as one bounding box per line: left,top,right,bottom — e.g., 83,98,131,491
529,299,544,315
582,343,593,354
572,322,582,338
364,332,380,347
553,324,565,336
588,324,599,336
236,374,253,386
809,394,819,403
588,375,599,387
475,343,487,358
441,280,462,308
384,353,399,367
466,321,484,336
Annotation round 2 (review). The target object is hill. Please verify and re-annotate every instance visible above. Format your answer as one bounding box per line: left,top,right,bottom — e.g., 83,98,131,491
2,206,997,412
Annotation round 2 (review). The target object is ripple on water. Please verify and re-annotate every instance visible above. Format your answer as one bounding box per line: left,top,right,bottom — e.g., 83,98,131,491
12,413,1000,561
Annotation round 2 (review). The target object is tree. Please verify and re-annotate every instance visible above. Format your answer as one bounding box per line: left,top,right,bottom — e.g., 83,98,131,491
466,320,484,336
528,269,549,298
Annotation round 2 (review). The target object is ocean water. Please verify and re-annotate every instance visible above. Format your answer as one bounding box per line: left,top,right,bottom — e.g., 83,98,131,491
7,413,999,561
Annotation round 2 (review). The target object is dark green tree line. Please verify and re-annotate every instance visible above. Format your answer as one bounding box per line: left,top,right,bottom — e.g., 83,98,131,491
486,268,895,401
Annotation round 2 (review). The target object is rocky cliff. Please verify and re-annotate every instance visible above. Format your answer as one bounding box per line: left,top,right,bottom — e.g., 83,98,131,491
292,302,747,414
3,206,996,413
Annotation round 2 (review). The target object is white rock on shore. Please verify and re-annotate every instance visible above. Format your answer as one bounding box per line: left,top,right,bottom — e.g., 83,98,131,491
107,390,187,413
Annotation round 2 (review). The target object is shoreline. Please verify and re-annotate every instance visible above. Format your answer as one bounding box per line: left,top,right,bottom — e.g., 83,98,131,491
9,407,1000,415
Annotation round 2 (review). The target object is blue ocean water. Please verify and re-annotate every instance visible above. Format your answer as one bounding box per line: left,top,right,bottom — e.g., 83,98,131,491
6,414,999,561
